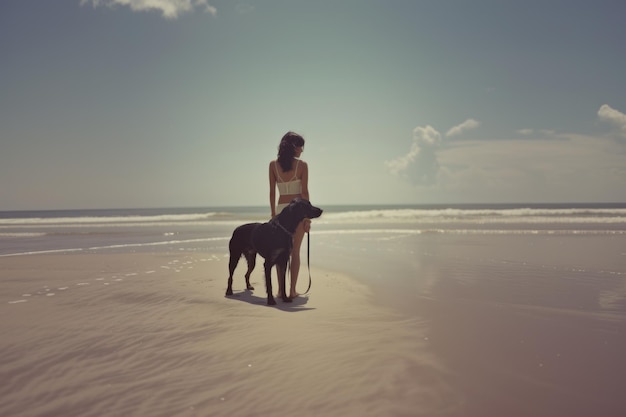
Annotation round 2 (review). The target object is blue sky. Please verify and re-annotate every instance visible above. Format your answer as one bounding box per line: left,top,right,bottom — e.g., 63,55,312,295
2,0,626,210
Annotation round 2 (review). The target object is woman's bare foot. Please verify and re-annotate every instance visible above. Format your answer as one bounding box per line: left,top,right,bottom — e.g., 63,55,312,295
278,291,299,299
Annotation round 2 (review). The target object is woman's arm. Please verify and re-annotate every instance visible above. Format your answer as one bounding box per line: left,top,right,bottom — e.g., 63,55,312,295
269,161,277,217
300,162,311,232
300,161,309,201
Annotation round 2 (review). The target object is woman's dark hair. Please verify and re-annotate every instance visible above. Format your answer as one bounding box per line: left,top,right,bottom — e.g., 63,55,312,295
277,131,305,171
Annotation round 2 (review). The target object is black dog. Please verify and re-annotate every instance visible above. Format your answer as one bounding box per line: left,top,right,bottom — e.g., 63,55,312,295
226,198,323,305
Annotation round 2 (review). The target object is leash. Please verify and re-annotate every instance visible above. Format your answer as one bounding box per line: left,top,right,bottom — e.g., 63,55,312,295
301,231,312,294
270,218,294,237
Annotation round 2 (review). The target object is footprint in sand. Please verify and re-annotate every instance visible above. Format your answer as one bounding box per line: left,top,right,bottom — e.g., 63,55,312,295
9,271,139,306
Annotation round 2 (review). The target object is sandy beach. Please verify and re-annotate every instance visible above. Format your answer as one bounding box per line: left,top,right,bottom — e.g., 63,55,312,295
2,231,626,416
1,252,455,417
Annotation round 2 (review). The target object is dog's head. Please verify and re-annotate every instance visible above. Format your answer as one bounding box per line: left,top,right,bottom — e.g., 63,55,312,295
286,198,323,221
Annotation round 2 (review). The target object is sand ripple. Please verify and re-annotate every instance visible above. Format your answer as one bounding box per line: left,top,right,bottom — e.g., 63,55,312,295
0,253,459,417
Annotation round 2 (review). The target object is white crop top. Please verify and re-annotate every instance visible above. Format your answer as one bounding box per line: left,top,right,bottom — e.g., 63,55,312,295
275,160,302,195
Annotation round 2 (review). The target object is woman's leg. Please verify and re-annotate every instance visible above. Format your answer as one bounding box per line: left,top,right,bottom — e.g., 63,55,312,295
289,220,306,298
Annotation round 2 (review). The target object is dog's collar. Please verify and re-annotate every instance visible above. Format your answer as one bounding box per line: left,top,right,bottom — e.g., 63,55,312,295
270,218,294,237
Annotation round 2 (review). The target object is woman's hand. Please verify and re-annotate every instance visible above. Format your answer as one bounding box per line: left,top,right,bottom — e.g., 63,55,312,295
303,218,312,233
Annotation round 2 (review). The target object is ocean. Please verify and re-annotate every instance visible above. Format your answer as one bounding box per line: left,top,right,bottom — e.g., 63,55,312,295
2,203,626,258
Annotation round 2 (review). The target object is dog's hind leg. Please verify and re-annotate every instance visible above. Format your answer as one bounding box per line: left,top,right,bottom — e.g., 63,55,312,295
276,259,292,303
263,261,276,305
226,250,241,296
243,251,256,291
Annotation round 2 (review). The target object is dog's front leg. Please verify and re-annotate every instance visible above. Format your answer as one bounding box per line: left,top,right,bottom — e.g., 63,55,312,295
263,261,276,305
276,259,292,303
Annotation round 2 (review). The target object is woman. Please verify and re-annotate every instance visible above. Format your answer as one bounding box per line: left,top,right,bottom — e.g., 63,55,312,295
269,131,311,299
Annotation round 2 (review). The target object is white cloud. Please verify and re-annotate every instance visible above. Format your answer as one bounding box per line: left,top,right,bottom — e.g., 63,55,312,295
437,133,626,202
385,125,442,185
385,107,626,201
445,118,481,137
80,0,217,19
598,104,626,138
386,119,480,186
